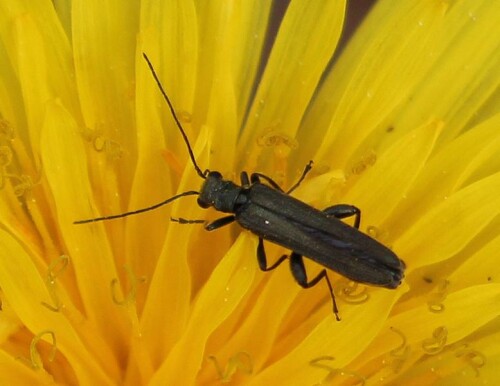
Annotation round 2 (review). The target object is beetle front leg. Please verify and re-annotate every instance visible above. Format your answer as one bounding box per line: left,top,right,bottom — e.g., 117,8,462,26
257,237,288,271
240,171,250,188
289,252,340,321
205,215,236,231
171,217,205,224
323,204,361,229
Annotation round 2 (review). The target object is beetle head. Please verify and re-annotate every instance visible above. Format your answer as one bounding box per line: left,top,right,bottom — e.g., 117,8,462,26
197,171,242,213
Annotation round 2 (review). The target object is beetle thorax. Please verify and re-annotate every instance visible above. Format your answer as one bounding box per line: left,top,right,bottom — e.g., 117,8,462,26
197,172,243,213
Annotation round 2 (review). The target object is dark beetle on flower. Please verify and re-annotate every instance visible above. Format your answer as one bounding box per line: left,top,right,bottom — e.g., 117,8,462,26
74,53,406,321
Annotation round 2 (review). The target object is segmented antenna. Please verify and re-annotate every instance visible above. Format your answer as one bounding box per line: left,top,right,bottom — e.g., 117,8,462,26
73,191,199,224
74,56,205,225
142,53,206,179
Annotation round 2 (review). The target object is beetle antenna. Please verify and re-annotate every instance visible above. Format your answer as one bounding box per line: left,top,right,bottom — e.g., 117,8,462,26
142,53,206,179
73,190,199,224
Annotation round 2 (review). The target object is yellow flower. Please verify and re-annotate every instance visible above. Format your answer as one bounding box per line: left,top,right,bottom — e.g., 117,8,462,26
1,0,499,385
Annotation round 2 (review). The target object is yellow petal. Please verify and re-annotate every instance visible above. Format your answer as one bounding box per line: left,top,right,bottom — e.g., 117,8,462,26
448,234,500,290
368,284,500,383
41,100,130,356
305,0,500,169
0,229,113,384
246,287,405,385
344,120,441,226
239,0,346,172
395,171,500,268
0,348,55,384
388,113,500,238
149,234,257,385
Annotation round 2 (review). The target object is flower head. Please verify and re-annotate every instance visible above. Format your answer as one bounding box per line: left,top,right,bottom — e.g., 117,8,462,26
0,0,499,384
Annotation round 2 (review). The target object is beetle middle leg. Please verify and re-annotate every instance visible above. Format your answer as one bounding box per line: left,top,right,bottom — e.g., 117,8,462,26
257,237,288,271
286,160,313,194
249,160,314,194
290,252,340,321
249,173,283,192
323,204,361,229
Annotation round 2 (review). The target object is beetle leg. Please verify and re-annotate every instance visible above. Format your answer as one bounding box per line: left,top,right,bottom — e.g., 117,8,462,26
250,173,284,192
240,171,250,187
323,204,361,229
257,237,288,271
290,252,340,321
171,217,205,224
205,215,236,231
250,160,314,194
286,160,313,194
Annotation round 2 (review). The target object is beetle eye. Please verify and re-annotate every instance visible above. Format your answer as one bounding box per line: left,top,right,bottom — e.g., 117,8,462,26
208,171,222,179
197,198,211,209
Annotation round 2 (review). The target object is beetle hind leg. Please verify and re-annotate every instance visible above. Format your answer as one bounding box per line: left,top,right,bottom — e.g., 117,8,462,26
290,252,341,321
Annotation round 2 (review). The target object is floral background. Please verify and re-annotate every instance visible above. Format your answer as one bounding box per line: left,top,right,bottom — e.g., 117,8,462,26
0,0,499,385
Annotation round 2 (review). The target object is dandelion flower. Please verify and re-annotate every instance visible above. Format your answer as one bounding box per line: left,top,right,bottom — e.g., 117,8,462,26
0,0,499,385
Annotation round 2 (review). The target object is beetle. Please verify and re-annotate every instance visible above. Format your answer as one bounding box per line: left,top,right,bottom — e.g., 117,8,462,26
75,53,406,320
